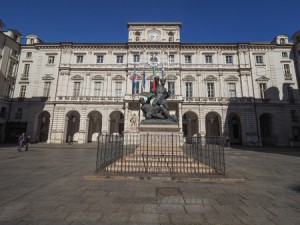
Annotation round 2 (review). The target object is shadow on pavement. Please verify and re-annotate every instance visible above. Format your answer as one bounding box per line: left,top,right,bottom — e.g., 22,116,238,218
227,144,300,157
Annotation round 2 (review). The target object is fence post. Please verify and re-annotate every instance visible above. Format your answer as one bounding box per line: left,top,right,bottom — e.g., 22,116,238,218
171,133,174,174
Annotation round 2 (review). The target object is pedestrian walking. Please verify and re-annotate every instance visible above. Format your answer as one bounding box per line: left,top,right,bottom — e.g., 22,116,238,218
25,135,31,151
225,136,230,147
68,135,72,145
17,133,25,152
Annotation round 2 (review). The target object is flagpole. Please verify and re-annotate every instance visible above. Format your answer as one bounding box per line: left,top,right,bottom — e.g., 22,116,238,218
162,51,164,79
167,52,169,76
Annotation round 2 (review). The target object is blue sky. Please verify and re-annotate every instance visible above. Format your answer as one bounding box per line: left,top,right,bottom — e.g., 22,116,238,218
1,0,299,44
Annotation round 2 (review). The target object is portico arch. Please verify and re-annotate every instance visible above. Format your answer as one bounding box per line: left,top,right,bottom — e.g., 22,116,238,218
109,111,124,134
65,111,80,142
205,112,221,136
260,113,273,146
37,111,50,142
228,113,242,144
182,111,199,143
87,111,102,142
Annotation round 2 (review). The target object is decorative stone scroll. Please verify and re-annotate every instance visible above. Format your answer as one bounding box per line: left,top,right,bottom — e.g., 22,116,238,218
129,74,142,80
255,76,269,81
204,75,217,81
71,75,84,80
165,74,178,80
92,75,105,80
112,75,125,80
182,75,195,81
42,75,54,80
225,75,239,82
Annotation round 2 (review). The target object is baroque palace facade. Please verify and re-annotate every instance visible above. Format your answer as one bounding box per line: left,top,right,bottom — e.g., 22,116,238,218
3,22,300,146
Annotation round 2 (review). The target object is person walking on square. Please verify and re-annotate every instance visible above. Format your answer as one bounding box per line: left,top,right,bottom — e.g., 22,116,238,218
17,133,25,152
25,135,31,151
225,136,230,148
68,135,72,145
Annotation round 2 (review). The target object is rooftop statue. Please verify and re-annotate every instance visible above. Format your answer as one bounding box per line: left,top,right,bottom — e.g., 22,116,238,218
139,76,177,122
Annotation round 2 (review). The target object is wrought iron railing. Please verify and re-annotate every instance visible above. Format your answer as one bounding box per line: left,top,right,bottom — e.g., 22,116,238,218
96,134,225,175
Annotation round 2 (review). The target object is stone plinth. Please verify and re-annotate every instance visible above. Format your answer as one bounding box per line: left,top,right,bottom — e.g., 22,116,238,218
138,122,183,146
138,123,180,133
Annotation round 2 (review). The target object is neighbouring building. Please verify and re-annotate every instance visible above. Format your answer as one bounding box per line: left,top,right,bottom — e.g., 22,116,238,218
5,22,300,146
0,20,22,142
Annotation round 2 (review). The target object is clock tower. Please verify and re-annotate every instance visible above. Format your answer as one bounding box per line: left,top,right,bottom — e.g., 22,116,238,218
128,22,181,42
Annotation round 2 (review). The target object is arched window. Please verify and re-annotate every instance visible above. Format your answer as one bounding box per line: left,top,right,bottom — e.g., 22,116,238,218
280,38,285,44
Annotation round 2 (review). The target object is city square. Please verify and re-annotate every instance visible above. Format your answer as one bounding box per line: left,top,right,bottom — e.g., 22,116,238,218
0,143,299,225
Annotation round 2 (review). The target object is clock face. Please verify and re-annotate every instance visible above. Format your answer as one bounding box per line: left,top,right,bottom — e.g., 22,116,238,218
149,31,159,41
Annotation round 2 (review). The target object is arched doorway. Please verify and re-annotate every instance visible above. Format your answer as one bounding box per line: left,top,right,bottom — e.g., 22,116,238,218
65,111,80,142
228,113,242,144
205,112,221,136
109,111,124,134
37,111,50,142
182,111,199,143
87,111,102,142
260,113,273,145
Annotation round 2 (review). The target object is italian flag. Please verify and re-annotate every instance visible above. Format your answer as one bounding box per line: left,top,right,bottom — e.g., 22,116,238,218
152,66,156,91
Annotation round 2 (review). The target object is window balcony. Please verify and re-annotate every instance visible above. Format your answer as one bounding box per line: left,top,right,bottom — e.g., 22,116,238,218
20,74,29,80
284,74,292,80
56,96,125,102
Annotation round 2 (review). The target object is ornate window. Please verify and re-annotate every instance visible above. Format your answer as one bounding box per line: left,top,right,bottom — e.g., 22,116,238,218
284,64,291,79
207,83,215,97
256,56,264,64
115,82,122,96
23,64,30,77
43,82,51,97
76,55,83,63
73,82,81,97
94,82,101,96
228,83,236,97
168,81,175,96
96,55,104,63
48,56,55,64
259,83,267,99
26,52,32,58
186,82,193,97
133,54,140,63
225,55,233,64
282,52,288,58
185,55,192,64
132,81,140,94
205,55,213,64
116,55,123,63
169,54,175,63
19,85,26,98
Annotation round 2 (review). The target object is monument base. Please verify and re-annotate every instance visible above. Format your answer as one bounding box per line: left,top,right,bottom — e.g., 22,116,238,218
138,123,183,146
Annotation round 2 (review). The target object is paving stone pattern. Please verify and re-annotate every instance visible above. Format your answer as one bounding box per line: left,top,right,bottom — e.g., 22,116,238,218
0,143,299,225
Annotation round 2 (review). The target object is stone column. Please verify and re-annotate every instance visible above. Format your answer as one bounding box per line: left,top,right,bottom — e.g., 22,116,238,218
178,103,182,131
78,107,87,143
85,73,91,96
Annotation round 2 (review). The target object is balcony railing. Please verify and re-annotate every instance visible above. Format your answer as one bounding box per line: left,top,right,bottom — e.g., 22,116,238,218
56,96,124,102
53,95,297,105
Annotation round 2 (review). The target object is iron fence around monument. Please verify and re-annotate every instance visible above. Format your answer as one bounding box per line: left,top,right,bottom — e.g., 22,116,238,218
96,134,225,176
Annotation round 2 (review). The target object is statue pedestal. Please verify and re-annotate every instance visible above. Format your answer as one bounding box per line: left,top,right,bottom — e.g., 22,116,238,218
137,121,183,147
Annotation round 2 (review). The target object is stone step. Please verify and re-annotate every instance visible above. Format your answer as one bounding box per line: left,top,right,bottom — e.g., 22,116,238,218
104,165,215,174
120,155,199,162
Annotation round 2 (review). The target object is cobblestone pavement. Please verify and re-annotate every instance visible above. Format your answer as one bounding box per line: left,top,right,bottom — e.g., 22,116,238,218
0,143,299,225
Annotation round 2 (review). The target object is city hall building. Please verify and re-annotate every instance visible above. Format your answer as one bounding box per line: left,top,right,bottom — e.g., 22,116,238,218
5,22,300,146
